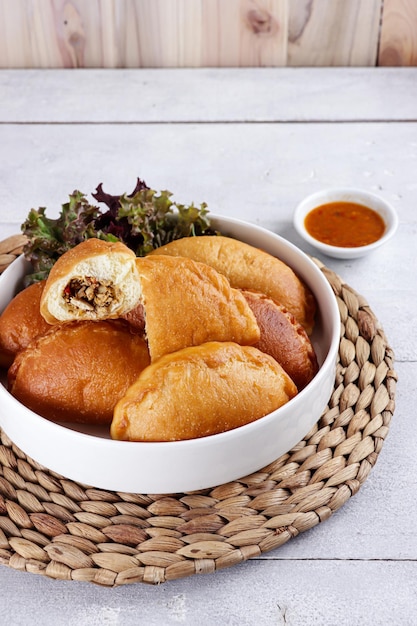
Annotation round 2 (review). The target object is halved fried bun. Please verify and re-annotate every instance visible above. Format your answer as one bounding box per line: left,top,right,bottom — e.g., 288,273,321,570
151,235,316,334
8,321,150,425
111,341,297,442
242,290,319,390
40,238,141,324
136,255,260,361
0,280,50,368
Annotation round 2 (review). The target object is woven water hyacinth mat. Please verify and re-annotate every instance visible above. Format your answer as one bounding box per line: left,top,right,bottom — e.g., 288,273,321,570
0,252,397,587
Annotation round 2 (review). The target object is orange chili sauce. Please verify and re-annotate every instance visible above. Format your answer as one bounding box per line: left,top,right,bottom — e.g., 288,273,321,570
304,201,386,248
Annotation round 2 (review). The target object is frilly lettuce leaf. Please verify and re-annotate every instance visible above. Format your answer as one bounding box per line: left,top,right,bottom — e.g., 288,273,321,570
21,191,103,284
21,178,216,285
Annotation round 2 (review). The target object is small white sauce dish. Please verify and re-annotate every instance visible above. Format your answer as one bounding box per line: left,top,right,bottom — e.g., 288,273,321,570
293,188,399,259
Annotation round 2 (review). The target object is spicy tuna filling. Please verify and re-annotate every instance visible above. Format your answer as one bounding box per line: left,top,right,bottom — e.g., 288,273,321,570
63,276,120,314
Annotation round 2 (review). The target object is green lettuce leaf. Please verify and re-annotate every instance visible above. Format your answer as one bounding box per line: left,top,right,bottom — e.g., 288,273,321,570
21,180,217,285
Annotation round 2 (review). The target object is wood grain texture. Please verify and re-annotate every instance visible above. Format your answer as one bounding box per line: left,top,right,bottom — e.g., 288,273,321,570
379,0,417,66
0,558,416,625
0,0,415,68
0,0,289,68
258,0,383,67
1,67,416,123
119,0,289,68
0,66,415,623
288,0,382,66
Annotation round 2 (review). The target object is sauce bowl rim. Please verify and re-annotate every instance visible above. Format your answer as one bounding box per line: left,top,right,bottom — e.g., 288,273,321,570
293,187,399,259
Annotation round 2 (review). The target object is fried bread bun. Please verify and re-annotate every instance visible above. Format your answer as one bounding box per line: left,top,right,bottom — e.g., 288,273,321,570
151,235,316,334
242,290,319,390
0,280,51,368
136,255,260,361
120,301,146,335
111,341,298,442
40,238,142,324
8,320,150,425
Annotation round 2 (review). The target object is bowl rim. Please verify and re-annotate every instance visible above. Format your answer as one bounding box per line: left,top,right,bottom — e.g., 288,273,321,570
0,217,339,449
0,214,341,492
293,187,399,257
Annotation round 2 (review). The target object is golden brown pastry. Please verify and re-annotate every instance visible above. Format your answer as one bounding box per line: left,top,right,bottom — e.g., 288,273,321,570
136,255,260,362
111,341,298,442
151,235,316,334
120,301,146,335
0,280,51,368
8,321,150,425
242,290,319,390
40,238,141,324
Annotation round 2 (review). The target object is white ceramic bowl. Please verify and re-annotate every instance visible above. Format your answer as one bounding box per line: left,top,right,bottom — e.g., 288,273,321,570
294,188,399,259
0,216,340,493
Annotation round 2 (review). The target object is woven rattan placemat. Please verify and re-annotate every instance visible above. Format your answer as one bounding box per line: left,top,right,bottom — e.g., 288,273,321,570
0,251,397,587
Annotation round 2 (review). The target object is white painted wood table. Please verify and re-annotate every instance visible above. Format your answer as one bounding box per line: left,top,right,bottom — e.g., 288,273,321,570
0,67,416,625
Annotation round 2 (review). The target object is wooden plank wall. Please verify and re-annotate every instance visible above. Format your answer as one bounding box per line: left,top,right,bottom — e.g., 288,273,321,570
0,0,415,69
